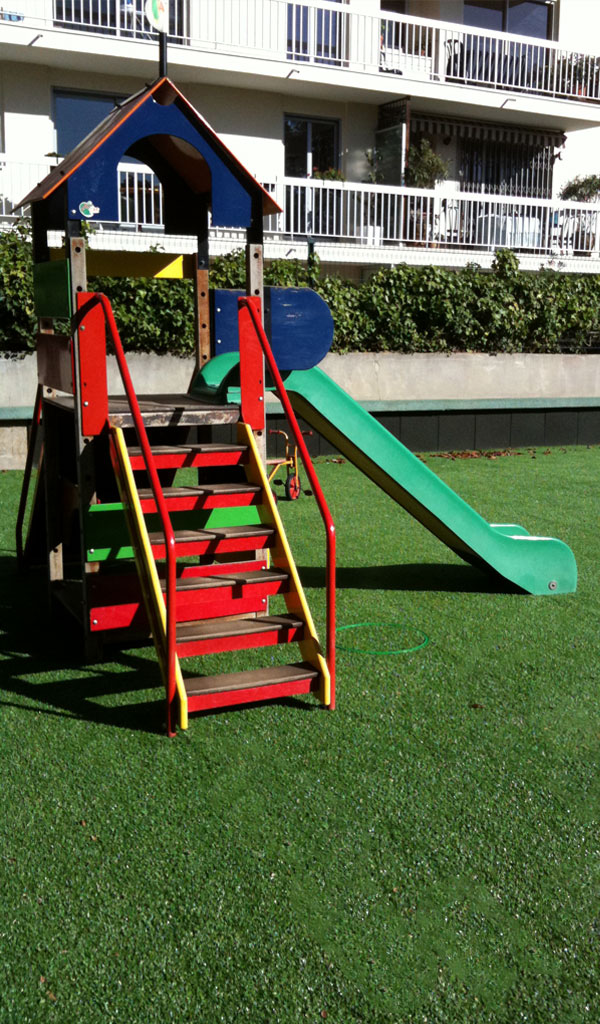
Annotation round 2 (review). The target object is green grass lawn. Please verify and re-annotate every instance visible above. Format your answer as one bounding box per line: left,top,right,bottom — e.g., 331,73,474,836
1,447,599,1023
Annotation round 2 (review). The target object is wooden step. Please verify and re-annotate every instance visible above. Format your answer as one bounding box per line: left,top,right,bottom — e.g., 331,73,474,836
88,567,289,631
147,524,275,559
184,661,321,712
165,567,289,622
129,444,247,471
137,482,261,513
175,613,304,657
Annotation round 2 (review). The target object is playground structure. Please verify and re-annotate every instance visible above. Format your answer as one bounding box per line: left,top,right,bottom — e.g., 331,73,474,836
16,76,576,735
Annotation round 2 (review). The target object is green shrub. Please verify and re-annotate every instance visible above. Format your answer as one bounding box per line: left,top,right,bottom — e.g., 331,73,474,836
1,227,599,358
0,222,36,355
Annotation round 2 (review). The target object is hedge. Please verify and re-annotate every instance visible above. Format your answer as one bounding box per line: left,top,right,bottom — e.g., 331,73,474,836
1,222,599,358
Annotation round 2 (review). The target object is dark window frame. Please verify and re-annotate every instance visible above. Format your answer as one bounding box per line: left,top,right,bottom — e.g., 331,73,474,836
284,114,341,178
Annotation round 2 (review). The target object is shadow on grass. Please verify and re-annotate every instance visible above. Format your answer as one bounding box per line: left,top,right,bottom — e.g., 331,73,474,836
298,562,521,594
0,554,174,733
0,556,321,733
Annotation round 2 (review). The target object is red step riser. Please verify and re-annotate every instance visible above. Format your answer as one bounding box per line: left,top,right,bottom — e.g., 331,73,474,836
90,583,286,631
173,559,266,579
151,535,273,560
172,583,287,622
130,453,245,471
186,676,320,713
176,625,304,659
139,493,261,513
90,603,148,632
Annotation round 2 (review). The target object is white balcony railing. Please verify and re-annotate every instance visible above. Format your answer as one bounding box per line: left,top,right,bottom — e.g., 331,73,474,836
1,158,599,261
52,0,190,43
3,2,600,105
270,178,600,257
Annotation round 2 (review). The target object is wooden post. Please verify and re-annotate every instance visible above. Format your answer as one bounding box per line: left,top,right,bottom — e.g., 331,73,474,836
192,199,211,380
67,224,102,657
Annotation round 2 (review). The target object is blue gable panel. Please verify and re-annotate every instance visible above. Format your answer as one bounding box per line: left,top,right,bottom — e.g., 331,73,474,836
66,99,252,228
212,289,244,355
211,287,334,370
267,288,334,370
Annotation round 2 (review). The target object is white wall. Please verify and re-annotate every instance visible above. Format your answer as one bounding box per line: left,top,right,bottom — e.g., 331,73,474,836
557,0,600,50
0,59,379,186
556,0,600,192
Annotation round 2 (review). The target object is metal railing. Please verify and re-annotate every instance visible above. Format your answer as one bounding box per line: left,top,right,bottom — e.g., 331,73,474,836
239,295,335,707
271,177,600,257
52,0,190,42
3,2,600,104
2,157,600,259
73,293,179,736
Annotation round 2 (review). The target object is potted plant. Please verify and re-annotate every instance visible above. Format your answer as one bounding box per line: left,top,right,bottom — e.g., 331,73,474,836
558,174,600,255
404,139,449,244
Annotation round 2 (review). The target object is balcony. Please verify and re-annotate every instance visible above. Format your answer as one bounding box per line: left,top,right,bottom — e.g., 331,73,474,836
2,2,600,108
2,156,599,272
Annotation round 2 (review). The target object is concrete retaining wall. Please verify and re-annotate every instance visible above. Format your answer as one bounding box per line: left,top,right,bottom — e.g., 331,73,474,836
2,351,600,469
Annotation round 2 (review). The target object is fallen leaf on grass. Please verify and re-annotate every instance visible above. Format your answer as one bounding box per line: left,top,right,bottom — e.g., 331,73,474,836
430,449,522,461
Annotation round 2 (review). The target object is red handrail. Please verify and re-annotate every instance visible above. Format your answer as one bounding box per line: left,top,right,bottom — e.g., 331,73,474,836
16,382,43,570
72,293,178,735
239,296,336,706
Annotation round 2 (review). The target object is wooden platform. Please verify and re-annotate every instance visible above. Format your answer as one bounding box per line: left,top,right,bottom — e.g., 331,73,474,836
45,393,241,429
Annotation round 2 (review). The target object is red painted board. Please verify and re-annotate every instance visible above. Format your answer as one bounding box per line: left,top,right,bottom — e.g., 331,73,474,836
129,450,245,471
187,676,319,713
175,559,266,579
151,533,273,559
176,624,303,659
76,292,109,435
139,491,260,513
171,584,286,623
90,601,148,632
238,295,265,431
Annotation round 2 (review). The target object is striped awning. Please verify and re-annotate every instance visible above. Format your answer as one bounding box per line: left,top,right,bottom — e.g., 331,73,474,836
411,115,565,149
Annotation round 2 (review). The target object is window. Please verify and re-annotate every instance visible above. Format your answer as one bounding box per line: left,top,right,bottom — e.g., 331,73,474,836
284,116,339,178
460,136,555,198
54,89,127,156
463,1,554,40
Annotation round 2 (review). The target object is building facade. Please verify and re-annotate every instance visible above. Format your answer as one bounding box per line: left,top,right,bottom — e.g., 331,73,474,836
1,0,600,275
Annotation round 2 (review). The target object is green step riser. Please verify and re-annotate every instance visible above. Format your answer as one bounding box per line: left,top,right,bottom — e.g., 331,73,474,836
85,504,263,562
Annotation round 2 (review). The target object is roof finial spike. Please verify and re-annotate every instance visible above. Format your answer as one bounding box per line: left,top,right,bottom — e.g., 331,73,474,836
144,0,168,80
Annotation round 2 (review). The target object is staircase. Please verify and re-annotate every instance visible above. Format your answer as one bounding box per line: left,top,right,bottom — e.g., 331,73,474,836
104,419,330,733
17,292,334,735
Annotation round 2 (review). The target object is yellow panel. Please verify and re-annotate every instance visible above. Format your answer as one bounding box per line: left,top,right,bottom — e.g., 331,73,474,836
51,248,196,280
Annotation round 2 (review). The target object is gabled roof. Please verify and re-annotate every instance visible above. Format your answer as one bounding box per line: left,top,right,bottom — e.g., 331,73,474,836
17,77,280,222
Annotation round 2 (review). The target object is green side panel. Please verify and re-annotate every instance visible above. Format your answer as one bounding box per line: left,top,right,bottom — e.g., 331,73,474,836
84,503,262,562
33,260,73,319
281,367,576,596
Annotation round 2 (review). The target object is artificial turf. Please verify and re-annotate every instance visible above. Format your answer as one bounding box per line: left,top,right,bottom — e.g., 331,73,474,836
0,447,598,1023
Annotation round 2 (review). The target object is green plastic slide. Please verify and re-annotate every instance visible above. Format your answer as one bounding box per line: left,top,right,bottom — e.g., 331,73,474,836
193,355,576,595
282,367,577,595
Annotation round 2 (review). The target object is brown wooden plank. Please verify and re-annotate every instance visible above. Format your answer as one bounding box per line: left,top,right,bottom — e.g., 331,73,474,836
166,568,288,592
138,483,261,499
37,334,73,394
176,614,303,643
184,661,319,697
107,394,241,429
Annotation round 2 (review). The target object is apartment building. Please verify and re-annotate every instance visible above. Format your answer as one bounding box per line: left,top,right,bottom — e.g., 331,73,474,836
1,0,600,275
